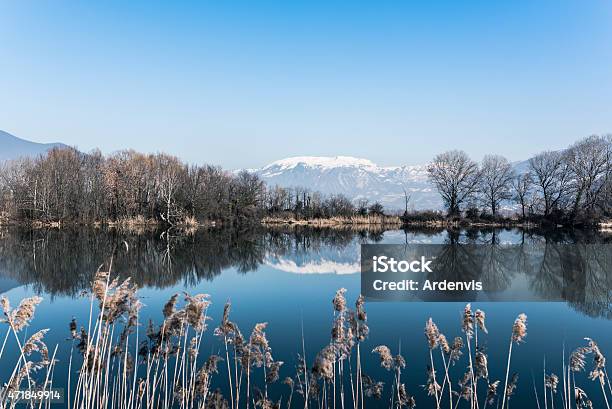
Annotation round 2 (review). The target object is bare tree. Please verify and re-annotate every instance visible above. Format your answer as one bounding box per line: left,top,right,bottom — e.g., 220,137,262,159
427,150,480,216
566,135,611,220
324,194,355,217
512,173,533,220
598,135,612,216
356,199,369,216
401,186,411,217
229,171,266,222
479,154,514,216
0,158,35,219
368,201,384,216
154,153,187,225
528,151,572,217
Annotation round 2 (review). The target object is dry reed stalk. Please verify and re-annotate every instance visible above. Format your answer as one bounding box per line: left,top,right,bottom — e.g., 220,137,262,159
0,327,10,364
215,304,235,409
2,295,44,391
532,372,542,409
461,304,476,409
36,344,59,409
424,318,441,408
354,295,368,409
545,373,559,409
484,380,499,408
439,352,453,407
544,357,548,409
501,313,527,409
605,368,612,397
561,348,566,409
566,365,571,409
473,309,487,409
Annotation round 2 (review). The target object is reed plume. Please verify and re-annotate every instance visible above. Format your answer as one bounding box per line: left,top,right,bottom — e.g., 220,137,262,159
22,329,51,363
207,388,230,409
438,333,450,354
485,380,500,407
425,318,440,350
545,373,559,394
505,373,519,403
163,293,180,318
450,337,464,364
184,293,211,331
1,295,43,332
475,309,487,335
545,373,559,409
332,288,347,313
195,355,222,397
254,387,281,409
371,344,411,407
425,365,442,398
397,383,416,408
571,347,589,373
457,369,473,403
511,313,527,344
584,338,606,383
361,374,384,399
372,345,394,371
475,348,489,380
574,387,594,409
355,295,366,322
283,376,295,409
462,304,474,338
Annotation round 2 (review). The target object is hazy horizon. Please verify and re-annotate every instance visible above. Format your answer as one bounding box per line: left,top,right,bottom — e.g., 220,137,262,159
2,1,612,168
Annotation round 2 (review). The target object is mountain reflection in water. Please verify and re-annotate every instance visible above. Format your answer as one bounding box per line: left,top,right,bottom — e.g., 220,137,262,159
0,226,610,318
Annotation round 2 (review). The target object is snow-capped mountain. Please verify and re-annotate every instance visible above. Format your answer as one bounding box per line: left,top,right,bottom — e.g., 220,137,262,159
251,156,443,211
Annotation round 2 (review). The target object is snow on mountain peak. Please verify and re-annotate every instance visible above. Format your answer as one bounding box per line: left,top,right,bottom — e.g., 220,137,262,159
263,156,378,171
253,155,441,211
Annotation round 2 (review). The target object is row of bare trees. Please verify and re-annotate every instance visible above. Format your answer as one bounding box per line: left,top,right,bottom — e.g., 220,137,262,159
0,148,374,225
427,135,612,224
263,185,387,219
3,134,608,226
0,148,266,225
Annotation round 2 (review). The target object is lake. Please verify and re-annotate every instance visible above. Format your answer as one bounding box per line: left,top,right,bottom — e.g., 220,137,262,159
0,226,610,408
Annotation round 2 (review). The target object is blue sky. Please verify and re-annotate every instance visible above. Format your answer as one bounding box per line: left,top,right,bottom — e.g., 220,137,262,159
1,1,611,169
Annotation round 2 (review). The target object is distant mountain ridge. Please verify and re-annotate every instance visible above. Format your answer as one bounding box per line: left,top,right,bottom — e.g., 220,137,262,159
250,156,443,211
0,130,67,161
249,156,530,211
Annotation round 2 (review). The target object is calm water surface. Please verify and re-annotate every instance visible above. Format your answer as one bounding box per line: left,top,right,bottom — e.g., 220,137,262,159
0,226,610,408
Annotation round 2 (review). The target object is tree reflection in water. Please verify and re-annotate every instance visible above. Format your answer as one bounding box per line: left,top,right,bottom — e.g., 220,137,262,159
0,225,609,318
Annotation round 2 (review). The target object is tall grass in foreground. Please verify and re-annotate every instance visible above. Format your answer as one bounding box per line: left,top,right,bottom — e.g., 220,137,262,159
0,270,610,409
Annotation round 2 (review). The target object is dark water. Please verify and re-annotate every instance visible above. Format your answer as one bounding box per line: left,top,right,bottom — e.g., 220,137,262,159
0,226,610,408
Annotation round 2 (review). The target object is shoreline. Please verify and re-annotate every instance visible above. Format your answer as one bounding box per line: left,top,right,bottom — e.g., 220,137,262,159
1,216,610,232
260,215,403,227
